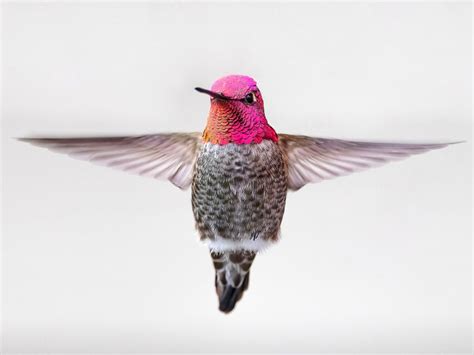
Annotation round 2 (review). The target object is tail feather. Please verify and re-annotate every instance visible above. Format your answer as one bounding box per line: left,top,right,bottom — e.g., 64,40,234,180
210,250,256,313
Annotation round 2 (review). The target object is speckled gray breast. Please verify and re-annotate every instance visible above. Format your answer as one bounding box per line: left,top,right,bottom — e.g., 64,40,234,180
192,140,288,248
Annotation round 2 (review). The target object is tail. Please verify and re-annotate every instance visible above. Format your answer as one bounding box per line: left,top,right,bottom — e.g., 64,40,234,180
210,250,256,313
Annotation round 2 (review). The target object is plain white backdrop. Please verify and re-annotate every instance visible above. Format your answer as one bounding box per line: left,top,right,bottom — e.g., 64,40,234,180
2,2,472,353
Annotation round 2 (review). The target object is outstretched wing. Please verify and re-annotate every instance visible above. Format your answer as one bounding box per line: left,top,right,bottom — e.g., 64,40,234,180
19,133,202,189
278,134,456,191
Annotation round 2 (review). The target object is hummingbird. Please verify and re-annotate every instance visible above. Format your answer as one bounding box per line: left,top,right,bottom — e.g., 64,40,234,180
20,74,456,313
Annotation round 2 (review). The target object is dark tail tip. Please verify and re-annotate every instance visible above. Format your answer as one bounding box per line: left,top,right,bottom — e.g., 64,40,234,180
218,273,250,314
219,286,240,313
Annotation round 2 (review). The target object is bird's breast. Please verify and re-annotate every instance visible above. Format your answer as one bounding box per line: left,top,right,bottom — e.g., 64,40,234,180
191,140,288,252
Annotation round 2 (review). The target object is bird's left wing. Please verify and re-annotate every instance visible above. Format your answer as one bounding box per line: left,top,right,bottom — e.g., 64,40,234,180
278,134,456,191
19,133,202,189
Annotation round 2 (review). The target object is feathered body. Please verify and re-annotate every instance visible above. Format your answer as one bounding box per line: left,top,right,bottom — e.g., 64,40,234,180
19,74,456,314
193,141,287,248
192,142,287,312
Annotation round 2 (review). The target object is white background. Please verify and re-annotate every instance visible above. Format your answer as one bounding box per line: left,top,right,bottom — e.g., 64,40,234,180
2,2,471,353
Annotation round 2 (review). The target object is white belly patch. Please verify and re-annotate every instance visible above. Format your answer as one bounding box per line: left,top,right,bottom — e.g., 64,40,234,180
204,234,279,252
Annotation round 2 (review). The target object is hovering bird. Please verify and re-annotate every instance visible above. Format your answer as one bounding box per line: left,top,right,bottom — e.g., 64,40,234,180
20,75,455,313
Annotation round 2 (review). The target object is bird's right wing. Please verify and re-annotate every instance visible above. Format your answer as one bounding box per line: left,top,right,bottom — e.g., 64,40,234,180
19,133,202,189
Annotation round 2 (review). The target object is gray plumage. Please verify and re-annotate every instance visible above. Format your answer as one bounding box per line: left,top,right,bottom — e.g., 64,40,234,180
192,141,287,312
192,140,287,244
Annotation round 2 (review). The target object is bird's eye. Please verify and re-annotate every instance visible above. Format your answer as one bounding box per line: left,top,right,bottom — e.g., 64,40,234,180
244,92,256,104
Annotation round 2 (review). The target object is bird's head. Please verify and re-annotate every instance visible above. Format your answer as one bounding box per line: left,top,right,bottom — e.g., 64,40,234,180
196,75,278,145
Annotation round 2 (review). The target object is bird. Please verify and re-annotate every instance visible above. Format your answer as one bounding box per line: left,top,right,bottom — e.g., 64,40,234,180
19,74,457,313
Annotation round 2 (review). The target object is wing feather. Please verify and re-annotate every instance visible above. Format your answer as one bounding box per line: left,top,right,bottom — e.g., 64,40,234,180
19,133,202,189
278,134,456,190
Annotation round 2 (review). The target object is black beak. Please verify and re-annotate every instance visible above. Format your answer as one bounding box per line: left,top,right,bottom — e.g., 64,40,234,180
195,87,233,101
